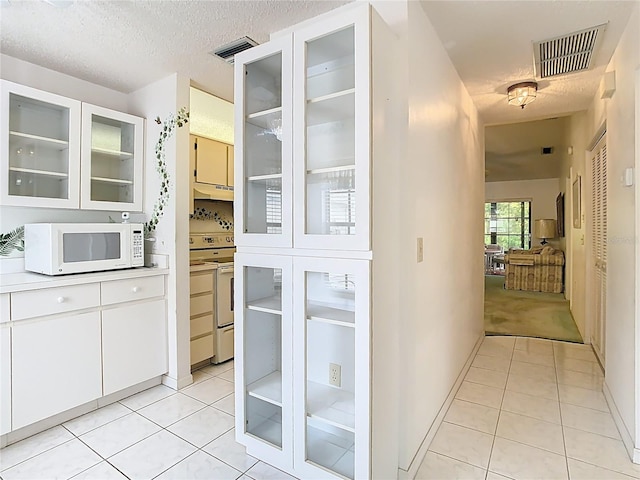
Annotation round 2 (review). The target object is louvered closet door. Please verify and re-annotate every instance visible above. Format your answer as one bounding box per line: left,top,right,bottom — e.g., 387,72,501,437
590,139,607,365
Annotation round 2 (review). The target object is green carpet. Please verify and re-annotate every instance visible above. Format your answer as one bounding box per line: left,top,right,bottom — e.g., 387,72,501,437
484,275,583,343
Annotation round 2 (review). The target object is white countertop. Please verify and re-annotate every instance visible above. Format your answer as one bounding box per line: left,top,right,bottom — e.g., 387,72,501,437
0,266,170,294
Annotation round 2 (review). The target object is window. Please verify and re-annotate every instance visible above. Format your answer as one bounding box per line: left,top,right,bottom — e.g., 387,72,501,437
325,188,356,235
265,180,282,234
484,201,531,250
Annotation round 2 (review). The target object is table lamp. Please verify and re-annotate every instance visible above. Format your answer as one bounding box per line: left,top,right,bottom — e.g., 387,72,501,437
535,219,556,245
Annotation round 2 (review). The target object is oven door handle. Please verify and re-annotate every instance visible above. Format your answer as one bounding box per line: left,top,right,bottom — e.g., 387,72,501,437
218,266,234,274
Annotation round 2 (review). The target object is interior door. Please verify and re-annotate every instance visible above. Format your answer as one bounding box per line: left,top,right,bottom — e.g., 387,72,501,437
589,136,607,366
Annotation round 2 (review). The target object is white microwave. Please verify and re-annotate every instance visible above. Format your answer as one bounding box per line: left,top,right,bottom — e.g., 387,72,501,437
24,223,144,275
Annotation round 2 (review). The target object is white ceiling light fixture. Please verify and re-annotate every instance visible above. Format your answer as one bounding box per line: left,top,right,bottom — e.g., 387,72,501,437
507,81,537,109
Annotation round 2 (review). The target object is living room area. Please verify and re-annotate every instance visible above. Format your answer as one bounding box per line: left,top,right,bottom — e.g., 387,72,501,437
484,120,582,343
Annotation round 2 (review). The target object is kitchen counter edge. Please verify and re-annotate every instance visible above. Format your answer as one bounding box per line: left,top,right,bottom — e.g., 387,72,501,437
0,267,170,294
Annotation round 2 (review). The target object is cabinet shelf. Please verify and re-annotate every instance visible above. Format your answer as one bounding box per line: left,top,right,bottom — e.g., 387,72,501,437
247,371,282,407
91,147,134,160
246,106,282,129
306,89,355,127
307,303,355,327
247,173,283,182
307,164,355,176
246,295,282,315
90,176,133,185
9,167,68,179
9,131,69,149
307,381,355,432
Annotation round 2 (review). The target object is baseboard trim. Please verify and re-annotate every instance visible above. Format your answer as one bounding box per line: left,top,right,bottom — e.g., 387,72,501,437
603,380,638,464
163,372,193,390
397,333,484,480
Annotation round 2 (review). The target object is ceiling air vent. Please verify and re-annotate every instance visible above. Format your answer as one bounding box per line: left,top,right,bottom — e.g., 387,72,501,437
533,23,607,78
210,36,258,64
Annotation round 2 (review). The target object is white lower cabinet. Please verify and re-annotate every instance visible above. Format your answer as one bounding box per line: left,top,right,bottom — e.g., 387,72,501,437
1,272,168,436
102,299,167,395
236,253,369,479
12,311,102,430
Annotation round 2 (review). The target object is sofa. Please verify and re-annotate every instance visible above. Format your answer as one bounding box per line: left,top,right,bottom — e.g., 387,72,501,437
504,245,564,293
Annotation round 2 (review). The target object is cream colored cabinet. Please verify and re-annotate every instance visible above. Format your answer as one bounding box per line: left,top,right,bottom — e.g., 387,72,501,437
81,104,144,211
1,80,144,211
190,270,216,366
12,311,102,430
0,80,81,208
192,135,234,187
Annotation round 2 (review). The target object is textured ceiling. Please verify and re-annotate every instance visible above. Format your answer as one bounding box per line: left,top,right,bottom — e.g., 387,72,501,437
420,0,636,126
0,0,350,102
2,0,636,183
485,117,569,182
420,0,637,183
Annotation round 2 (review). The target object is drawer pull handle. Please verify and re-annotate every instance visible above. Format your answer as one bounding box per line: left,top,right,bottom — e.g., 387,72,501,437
57,297,66,303
132,286,140,293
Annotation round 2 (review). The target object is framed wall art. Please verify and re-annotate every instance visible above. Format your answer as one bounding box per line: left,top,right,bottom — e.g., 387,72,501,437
573,175,581,228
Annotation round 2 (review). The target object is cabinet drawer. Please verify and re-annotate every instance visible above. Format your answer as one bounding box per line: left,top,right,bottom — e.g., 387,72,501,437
11,284,100,320
191,293,213,317
191,334,214,365
191,314,214,339
190,272,213,295
101,275,164,306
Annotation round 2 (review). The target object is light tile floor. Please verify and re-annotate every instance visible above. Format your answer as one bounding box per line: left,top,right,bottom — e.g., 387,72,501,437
0,360,295,480
416,336,640,480
1,337,638,480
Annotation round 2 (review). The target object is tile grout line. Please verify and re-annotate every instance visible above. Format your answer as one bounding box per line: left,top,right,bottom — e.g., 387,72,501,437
485,336,516,479
554,343,572,480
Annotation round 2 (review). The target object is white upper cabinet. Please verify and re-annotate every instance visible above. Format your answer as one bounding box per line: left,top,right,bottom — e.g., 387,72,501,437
1,80,81,208
234,36,293,248
1,80,144,211
293,7,370,251
81,104,144,211
234,6,371,252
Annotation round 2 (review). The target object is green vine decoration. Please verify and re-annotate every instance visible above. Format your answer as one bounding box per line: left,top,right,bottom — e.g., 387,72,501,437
0,226,25,257
145,107,190,238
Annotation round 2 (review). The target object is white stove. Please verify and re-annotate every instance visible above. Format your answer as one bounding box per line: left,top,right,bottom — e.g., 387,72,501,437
189,232,235,364
189,233,235,266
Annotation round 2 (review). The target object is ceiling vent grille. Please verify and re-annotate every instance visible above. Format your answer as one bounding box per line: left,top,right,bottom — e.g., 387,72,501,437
210,36,258,64
533,24,607,78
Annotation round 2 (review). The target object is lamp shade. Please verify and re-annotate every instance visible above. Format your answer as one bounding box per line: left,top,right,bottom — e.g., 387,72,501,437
535,219,557,241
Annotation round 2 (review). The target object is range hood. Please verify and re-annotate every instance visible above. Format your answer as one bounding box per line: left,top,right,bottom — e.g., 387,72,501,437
193,182,234,201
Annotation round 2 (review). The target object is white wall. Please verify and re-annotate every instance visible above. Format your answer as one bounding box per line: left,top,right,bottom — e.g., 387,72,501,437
485,178,561,247
559,112,588,341
129,73,192,390
396,1,485,473
584,4,639,456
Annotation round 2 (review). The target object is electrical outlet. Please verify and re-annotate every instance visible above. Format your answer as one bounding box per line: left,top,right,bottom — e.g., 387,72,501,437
329,363,341,387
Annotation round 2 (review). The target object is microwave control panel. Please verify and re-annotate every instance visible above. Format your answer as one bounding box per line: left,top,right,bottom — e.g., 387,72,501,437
132,229,144,266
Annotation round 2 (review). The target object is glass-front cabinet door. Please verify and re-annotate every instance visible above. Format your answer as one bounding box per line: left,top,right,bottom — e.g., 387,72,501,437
293,256,370,480
234,36,293,248
235,253,293,467
293,8,370,251
81,104,144,211
0,80,81,208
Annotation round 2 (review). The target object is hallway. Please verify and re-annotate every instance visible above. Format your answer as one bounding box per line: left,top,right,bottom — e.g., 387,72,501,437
417,336,638,479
